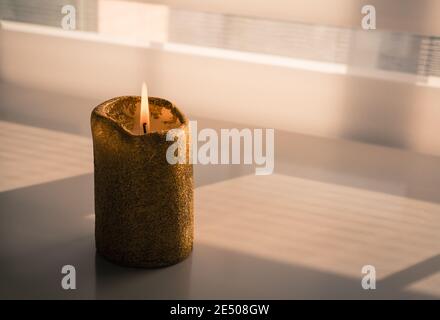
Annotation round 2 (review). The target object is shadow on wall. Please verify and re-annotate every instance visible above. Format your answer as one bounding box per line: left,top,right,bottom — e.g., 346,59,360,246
341,1,437,150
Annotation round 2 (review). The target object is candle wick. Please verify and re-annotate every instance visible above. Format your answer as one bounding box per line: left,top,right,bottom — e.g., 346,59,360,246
143,122,147,134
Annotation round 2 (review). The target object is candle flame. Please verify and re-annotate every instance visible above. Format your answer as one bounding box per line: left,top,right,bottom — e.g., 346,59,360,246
140,82,150,134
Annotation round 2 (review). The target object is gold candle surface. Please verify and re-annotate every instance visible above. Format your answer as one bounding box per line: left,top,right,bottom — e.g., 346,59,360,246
91,96,193,267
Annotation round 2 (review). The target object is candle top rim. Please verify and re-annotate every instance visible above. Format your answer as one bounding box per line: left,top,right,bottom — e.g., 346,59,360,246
91,95,188,137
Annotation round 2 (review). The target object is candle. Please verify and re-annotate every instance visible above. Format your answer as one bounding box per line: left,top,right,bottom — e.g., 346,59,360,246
91,84,193,267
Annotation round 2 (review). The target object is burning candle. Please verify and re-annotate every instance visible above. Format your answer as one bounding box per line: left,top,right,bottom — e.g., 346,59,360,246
91,83,193,268
133,83,151,135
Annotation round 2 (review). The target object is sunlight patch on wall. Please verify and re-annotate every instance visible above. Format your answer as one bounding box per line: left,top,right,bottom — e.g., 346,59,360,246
98,0,169,44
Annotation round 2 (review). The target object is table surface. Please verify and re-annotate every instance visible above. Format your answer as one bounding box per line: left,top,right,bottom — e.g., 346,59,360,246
0,83,439,299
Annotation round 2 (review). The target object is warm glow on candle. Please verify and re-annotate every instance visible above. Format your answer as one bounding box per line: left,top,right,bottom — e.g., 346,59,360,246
140,82,150,134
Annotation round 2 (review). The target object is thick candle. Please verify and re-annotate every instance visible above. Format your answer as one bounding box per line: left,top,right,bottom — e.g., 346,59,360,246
91,96,193,267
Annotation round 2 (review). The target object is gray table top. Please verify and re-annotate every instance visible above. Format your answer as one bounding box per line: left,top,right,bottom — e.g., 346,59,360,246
1,84,439,299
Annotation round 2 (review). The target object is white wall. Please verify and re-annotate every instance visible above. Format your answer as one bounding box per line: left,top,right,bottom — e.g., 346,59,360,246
1,21,440,157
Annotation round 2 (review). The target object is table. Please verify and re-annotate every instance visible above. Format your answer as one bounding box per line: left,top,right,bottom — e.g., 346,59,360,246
1,84,439,299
